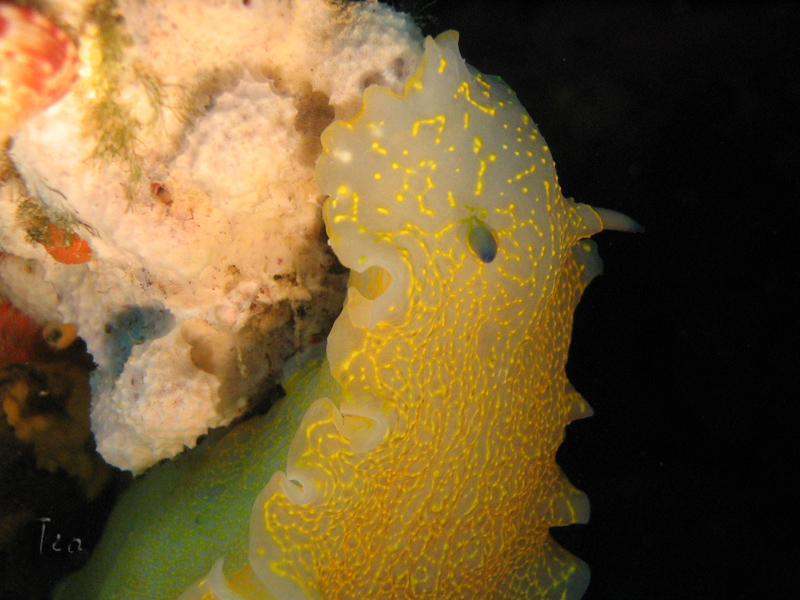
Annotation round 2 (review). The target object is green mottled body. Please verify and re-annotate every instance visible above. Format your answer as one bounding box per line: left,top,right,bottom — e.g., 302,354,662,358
56,349,335,599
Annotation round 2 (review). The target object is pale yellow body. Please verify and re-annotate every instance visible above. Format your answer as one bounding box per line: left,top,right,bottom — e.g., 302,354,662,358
58,30,634,600
242,32,607,600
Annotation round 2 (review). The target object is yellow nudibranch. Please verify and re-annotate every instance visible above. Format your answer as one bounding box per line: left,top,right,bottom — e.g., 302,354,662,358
57,31,639,600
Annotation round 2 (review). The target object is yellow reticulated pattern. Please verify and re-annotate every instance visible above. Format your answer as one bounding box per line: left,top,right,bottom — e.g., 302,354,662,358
251,31,606,600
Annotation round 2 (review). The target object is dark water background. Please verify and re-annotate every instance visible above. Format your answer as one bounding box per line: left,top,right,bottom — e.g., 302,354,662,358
422,2,798,599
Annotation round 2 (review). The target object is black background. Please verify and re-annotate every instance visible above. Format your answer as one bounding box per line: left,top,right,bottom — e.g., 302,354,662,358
417,2,799,599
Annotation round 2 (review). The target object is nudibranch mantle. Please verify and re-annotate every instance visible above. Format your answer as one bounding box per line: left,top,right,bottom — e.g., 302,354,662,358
58,30,638,600
244,30,607,600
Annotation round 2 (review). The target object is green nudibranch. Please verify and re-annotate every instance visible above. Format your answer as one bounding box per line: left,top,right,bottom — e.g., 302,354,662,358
57,31,638,600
